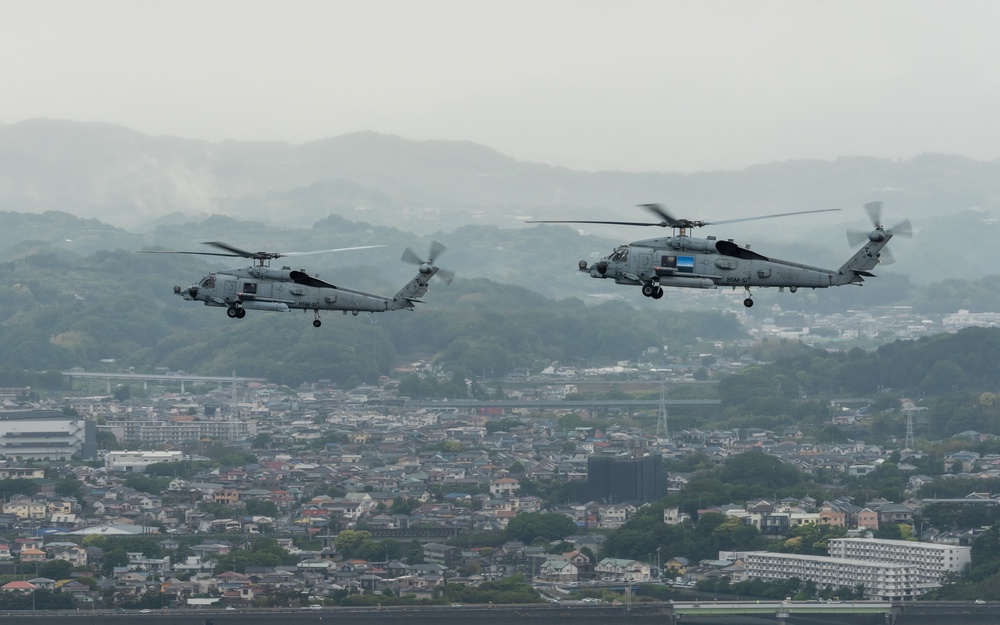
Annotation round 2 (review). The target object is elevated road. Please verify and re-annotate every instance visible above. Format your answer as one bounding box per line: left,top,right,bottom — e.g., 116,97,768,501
406,398,719,417
0,600,996,625
62,370,266,393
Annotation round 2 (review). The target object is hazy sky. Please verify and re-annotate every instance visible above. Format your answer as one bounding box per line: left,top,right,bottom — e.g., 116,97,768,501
3,0,1000,172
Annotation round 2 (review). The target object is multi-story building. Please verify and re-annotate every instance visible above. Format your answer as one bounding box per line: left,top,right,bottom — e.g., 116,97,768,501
574,452,667,504
104,450,184,472
745,538,971,600
101,418,255,447
0,410,96,460
2,495,47,521
828,538,970,585
594,557,651,582
744,552,916,600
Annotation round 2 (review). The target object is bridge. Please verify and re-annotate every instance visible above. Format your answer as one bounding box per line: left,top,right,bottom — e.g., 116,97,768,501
406,398,720,417
4,600,999,625
670,599,893,623
62,370,266,394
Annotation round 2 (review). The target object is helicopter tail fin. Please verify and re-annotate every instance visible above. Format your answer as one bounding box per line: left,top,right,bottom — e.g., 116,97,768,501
834,230,892,285
386,267,438,310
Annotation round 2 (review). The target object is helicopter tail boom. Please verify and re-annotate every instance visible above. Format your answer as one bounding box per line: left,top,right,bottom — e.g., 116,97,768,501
387,268,438,310
834,228,892,284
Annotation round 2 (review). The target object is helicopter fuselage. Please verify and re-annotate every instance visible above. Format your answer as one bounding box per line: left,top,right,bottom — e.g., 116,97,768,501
580,229,889,306
174,263,437,325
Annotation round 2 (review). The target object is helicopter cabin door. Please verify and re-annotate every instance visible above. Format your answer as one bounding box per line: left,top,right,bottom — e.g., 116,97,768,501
637,252,653,278
241,280,273,300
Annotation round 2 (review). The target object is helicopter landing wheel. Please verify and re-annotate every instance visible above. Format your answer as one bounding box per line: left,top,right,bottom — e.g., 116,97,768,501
227,307,238,318
235,307,246,318
641,284,654,297
652,286,664,299
313,319,322,328
743,298,754,308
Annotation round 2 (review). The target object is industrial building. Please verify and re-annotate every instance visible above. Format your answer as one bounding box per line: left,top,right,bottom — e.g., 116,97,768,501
0,410,96,461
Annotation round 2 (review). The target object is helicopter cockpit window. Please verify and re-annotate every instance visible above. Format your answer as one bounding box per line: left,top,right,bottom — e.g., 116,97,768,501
610,247,629,262
200,276,216,289
242,282,257,295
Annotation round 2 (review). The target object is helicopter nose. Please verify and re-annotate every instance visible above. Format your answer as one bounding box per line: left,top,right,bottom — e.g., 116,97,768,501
595,261,608,275
174,285,198,300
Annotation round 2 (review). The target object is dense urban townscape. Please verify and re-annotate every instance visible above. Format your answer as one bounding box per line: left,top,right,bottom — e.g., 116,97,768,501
0,316,998,612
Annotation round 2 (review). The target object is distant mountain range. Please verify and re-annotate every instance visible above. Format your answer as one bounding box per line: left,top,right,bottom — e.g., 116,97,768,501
2,118,1000,289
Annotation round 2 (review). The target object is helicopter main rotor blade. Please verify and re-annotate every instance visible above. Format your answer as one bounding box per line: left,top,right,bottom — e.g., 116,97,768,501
203,241,259,258
525,219,664,227
136,250,242,258
705,208,842,226
281,245,385,257
527,206,840,229
638,203,680,226
202,241,385,260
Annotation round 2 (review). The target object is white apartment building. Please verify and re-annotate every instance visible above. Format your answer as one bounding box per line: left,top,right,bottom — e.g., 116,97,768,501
828,537,971,584
101,418,255,447
745,538,972,600
744,552,919,600
105,450,184,472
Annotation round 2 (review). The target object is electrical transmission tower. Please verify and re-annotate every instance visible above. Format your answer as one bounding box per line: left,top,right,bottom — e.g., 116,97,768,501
904,407,916,451
656,380,669,438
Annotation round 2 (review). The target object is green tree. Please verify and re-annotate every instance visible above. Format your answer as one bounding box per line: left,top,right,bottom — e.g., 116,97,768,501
54,477,83,500
334,529,374,559
244,499,279,518
407,539,425,564
37,559,73,580
504,512,577,544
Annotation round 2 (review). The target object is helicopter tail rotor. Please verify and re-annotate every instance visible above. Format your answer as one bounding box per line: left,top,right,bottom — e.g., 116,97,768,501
847,201,913,247
402,241,455,284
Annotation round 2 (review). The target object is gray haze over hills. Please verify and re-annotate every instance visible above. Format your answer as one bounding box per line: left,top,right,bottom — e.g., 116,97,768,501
1,119,999,300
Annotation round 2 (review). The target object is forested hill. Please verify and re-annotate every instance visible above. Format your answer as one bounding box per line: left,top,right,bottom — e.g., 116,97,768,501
718,327,1000,438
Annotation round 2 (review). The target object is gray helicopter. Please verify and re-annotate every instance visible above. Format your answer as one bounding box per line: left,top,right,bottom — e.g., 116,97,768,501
529,201,911,307
143,241,453,326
